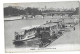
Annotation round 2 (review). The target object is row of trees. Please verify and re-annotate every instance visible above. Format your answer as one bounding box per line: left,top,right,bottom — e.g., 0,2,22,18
4,6,42,17
4,6,79,17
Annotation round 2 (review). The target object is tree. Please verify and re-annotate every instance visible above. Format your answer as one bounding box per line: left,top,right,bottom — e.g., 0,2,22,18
73,7,79,15
24,7,42,16
4,6,25,17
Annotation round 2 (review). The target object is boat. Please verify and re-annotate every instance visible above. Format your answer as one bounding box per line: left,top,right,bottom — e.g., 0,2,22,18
13,20,65,47
13,25,40,42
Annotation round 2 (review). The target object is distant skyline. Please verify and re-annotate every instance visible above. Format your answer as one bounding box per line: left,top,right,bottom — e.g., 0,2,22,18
4,1,79,9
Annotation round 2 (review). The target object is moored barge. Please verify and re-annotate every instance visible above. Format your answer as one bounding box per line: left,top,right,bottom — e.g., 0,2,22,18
13,20,68,47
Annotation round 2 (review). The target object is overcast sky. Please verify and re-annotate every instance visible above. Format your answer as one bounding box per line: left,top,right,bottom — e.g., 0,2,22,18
4,1,79,9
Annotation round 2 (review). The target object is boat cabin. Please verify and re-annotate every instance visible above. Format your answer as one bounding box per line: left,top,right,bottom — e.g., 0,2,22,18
14,25,40,41
14,22,60,42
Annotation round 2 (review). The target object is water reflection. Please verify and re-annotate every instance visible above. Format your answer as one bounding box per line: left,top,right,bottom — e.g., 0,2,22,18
13,39,41,48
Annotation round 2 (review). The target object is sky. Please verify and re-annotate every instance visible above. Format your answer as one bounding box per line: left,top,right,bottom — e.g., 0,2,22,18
4,1,79,9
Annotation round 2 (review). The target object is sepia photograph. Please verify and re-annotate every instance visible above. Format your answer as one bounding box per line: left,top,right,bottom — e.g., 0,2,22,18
4,1,80,53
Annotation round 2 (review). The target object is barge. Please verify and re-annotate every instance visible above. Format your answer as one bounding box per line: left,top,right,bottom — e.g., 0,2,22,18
13,20,69,47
